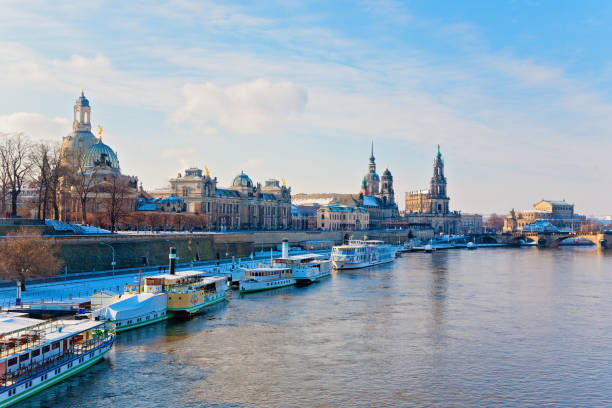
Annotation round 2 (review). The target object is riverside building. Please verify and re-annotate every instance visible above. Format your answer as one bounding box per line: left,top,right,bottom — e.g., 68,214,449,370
317,204,369,231
154,168,291,230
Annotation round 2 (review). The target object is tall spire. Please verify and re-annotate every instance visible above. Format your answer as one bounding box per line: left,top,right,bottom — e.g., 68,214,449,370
370,139,374,161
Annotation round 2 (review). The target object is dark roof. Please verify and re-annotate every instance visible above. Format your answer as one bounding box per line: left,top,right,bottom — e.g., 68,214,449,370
216,189,240,198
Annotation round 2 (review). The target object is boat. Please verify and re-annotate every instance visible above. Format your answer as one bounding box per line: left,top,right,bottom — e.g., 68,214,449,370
0,313,115,407
239,266,295,293
142,272,229,316
467,242,477,250
91,292,169,332
133,247,229,317
240,239,331,292
273,253,332,284
331,240,396,270
424,244,435,253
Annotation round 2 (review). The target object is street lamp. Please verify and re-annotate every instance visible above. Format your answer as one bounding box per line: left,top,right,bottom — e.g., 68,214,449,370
99,241,116,274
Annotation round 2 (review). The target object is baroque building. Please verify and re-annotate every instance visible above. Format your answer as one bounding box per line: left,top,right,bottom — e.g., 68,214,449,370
317,204,369,231
404,145,460,234
503,200,587,233
58,92,139,221
156,167,291,230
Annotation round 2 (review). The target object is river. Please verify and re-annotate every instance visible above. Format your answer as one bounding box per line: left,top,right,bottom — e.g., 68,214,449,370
16,247,612,407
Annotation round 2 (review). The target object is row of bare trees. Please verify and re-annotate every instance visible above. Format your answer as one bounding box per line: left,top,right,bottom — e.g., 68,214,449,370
0,132,63,219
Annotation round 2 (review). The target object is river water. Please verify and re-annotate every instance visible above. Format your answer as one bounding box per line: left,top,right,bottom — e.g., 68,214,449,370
16,247,612,407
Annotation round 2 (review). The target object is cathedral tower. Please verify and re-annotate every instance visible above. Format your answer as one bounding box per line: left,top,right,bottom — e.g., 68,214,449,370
381,166,395,206
429,145,449,213
363,141,380,195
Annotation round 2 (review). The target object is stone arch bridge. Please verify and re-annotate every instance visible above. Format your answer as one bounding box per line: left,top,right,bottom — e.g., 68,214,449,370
471,232,612,249
517,231,612,249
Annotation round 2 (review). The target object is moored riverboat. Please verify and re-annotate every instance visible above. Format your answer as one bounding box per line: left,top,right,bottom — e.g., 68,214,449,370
143,272,229,316
273,253,332,284
91,292,169,332
239,267,295,293
331,240,396,270
0,313,115,407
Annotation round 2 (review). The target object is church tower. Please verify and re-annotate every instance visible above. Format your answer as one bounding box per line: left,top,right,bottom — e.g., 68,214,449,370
73,90,92,132
364,141,380,195
429,145,449,214
60,91,97,164
380,166,395,206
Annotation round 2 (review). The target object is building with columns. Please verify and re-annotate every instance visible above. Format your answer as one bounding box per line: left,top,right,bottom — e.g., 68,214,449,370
404,146,460,234
154,167,292,230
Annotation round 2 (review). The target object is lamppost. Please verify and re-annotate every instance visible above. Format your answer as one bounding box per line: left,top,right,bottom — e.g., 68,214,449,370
99,241,116,275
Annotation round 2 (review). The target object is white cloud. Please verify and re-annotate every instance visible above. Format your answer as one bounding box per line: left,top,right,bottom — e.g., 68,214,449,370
172,79,308,135
0,112,70,141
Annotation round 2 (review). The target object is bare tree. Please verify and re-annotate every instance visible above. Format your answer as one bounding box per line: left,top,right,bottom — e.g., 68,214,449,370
0,227,64,290
102,173,132,233
0,157,8,217
66,149,98,223
485,213,505,232
46,146,63,220
30,141,61,220
0,133,34,217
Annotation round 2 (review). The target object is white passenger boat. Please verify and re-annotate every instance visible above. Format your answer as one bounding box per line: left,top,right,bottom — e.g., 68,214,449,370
331,240,396,270
273,253,332,284
91,292,169,332
0,313,115,407
239,267,295,293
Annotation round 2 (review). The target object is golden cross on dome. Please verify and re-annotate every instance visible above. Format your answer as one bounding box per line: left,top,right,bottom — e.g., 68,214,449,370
98,125,103,140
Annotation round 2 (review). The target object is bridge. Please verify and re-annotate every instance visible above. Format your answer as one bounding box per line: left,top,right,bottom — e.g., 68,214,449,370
517,231,612,249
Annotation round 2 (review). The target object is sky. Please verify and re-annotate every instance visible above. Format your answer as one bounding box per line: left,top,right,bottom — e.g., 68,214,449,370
1,0,612,215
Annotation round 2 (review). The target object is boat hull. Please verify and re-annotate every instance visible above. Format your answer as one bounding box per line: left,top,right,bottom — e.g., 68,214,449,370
113,311,171,332
332,257,394,270
240,278,296,293
0,338,115,408
167,290,228,316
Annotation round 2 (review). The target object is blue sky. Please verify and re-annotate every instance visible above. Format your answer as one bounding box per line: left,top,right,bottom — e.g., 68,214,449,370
1,0,611,215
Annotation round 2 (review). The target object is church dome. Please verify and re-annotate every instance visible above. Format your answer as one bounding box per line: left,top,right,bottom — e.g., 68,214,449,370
232,171,252,188
382,168,392,178
82,139,120,169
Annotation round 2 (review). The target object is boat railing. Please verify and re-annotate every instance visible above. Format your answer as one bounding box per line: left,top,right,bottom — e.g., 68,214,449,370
0,320,66,358
0,334,114,389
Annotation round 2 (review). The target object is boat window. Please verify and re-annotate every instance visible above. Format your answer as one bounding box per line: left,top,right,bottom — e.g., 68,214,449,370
32,349,40,358
42,345,50,353
7,357,17,366
52,342,60,350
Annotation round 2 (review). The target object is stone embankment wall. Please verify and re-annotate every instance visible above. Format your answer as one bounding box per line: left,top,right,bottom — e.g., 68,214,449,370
16,229,433,274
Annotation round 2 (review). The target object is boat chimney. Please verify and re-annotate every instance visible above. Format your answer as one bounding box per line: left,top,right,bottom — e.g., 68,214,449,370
169,247,177,275
281,238,289,258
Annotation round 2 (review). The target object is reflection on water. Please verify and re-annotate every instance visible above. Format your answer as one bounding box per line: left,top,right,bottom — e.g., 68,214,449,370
16,247,612,407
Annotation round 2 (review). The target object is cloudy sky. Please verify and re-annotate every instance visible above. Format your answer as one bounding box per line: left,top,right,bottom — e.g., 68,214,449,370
1,0,611,215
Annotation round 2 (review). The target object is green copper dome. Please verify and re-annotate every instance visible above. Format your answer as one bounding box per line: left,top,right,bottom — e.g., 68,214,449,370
82,139,120,169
